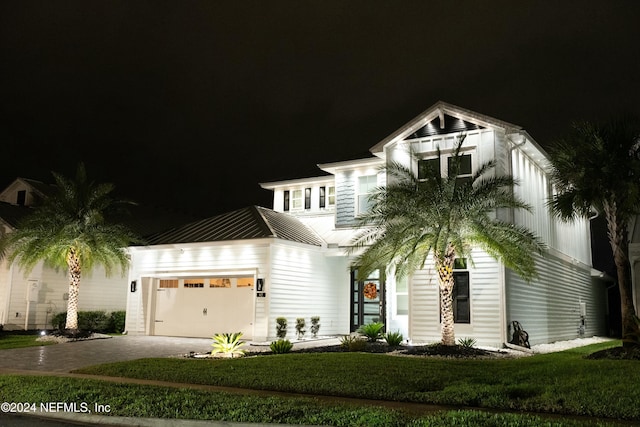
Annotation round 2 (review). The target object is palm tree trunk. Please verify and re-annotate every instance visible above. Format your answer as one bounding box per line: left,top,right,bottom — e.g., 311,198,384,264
437,244,456,346
604,200,640,346
65,249,82,330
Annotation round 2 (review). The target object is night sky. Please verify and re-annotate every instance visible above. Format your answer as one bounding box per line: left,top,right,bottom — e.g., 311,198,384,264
1,1,639,222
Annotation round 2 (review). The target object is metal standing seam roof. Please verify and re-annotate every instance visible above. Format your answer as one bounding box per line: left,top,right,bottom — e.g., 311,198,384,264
142,205,325,247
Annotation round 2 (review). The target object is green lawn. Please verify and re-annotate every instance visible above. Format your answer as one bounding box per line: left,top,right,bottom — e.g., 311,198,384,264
1,339,635,426
0,333,56,349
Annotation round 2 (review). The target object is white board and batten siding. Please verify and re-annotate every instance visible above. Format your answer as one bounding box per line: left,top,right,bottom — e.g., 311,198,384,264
268,241,350,340
409,250,504,348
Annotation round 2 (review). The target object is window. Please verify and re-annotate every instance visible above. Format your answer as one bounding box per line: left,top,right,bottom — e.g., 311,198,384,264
453,258,470,323
418,154,472,185
418,158,441,180
210,278,231,288
283,191,290,211
159,279,178,288
16,190,26,206
291,189,303,210
328,186,335,206
237,277,254,287
448,154,472,185
184,279,204,288
357,175,377,215
395,275,408,316
304,188,311,209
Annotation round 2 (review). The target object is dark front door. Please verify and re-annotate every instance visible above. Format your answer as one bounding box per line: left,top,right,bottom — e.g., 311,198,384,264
350,269,385,332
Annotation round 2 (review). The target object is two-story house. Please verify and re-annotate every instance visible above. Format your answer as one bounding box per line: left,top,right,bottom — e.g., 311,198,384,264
124,102,609,346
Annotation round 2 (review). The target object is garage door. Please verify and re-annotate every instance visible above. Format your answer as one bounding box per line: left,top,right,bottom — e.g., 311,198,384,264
153,277,255,339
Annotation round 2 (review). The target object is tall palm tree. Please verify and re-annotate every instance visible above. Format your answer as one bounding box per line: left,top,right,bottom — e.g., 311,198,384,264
351,136,544,346
0,163,142,330
548,116,640,346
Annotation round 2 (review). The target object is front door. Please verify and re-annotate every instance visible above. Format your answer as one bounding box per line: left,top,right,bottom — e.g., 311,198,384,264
350,269,385,332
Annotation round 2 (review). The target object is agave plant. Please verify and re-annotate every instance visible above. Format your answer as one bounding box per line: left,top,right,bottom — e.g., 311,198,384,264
211,332,246,358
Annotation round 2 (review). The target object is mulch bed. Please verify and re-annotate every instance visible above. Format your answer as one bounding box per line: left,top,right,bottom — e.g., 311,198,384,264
245,342,511,359
585,345,640,360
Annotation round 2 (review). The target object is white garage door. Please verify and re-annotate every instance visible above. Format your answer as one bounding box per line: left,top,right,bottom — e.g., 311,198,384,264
153,277,255,339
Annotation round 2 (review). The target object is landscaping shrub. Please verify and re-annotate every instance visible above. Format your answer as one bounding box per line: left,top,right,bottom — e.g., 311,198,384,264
276,317,287,339
109,311,126,333
340,335,368,352
211,332,246,358
51,310,123,333
295,318,306,339
270,339,293,354
384,331,404,347
357,321,384,342
310,316,320,337
458,337,477,348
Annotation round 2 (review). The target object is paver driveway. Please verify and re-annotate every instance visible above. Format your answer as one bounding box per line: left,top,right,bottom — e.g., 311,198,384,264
0,335,213,373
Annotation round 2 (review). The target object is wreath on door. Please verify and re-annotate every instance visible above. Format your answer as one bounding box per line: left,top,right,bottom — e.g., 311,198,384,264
363,282,378,300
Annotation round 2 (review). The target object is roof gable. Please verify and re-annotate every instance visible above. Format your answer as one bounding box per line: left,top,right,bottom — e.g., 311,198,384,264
370,100,522,154
143,206,324,247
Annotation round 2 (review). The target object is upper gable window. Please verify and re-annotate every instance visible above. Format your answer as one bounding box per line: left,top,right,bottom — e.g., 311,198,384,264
448,154,473,185
357,175,377,215
417,158,441,180
418,154,472,184
16,190,26,206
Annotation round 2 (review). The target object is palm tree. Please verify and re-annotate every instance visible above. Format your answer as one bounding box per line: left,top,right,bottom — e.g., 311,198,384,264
0,163,142,330
351,136,544,346
548,116,640,346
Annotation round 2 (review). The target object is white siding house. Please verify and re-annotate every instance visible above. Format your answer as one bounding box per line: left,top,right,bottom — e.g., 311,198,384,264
11,100,603,346
260,101,609,347
0,178,128,330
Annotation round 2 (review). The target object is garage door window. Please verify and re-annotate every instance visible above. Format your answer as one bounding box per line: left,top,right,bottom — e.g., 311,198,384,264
184,279,204,288
210,278,231,288
237,277,254,287
159,279,178,288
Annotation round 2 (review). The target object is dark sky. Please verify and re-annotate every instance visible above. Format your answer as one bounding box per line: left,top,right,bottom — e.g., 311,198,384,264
1,1,639,219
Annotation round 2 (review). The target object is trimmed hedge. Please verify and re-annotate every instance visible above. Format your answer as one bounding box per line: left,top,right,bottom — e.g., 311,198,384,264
51,310,126,333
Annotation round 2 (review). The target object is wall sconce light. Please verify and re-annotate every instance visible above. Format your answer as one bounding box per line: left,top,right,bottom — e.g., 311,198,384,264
130,280,137,293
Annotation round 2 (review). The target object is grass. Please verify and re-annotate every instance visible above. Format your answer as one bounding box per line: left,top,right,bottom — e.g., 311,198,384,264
0,375,627,426
0,333,56,349
71,340,640,421
0,338,635,425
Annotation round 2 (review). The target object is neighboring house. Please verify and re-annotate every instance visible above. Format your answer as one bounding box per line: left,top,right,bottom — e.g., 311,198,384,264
627,217,640,330
0,178,127,330
125,101,610,347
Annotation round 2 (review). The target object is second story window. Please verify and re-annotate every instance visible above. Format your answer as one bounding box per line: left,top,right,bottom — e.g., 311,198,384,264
448,154,472,185
283,191,290,211
319,186,326,208
328,186,335,206
357,175,377,215
320,186,336,208
304,188,311,209
291,189,303,210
